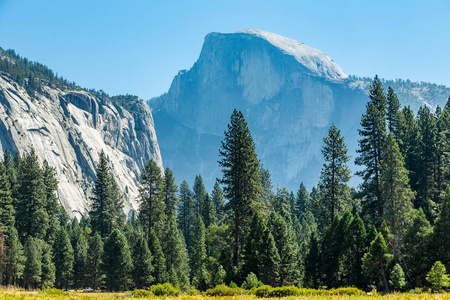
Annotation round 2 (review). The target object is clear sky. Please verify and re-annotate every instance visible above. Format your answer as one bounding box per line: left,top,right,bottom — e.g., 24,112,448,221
0,0,449,100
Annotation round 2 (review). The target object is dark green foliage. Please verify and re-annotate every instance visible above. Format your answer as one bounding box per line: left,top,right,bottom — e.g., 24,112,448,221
387,86,402,140
2,226,25,285
86,232,103,289
71,220,87,289
218,109,263,267
42,160,61,245
273,188,292,223
101,229,132,291
131,234,153,289
390,263,406,292
23,237,42,290
53,228,74,290
356,75,387,223
202,193,217,227
267,212,300,286
90,150,125,239
205,284,247,296
178,180,195,251
260,165,275,213
431,186,450,269
163,167,179,220
193,175,207,218
295,183,311,218
342,213,367,288
191,217,208,290
380,133,414,250
148,230,167,284
242,212,266,278
15,149,48,242
39,239,55,289
138,159,165,240
362,233,393,293
304,233,320,289
0,162,15,235
259,227,280,287
426,261,450,291
211,181,225,223
319,124,351,225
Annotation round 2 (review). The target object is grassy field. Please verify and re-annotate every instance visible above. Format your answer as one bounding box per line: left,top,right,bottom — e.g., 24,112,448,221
0,288,450,300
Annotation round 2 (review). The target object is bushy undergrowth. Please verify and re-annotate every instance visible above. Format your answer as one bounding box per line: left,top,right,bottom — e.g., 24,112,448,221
254,285,365,297
132,289,152,298
39,288,69,296
151,283,180,296
205,284,248,296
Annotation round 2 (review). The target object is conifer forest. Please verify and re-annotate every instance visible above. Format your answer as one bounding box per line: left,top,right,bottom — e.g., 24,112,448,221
1,65,450,298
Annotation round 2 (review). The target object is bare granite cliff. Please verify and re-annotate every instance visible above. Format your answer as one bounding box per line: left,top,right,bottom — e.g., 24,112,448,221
0,71,162,217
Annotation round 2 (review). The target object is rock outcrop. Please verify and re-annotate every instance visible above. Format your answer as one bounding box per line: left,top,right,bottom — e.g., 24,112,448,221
0,71,162,217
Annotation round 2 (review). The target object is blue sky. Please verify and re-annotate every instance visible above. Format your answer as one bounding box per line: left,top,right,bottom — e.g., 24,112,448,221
0,0,449,99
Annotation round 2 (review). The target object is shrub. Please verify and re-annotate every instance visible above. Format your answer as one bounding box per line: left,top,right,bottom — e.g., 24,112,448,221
132,289,152,298
255,285,273,297
151,283,181,296
390,264,406,292
242,272,261,289
329,287,366,296
268,286,300,297
427,261,450,292
229,281,238,288
186,286,201,295
206,284,247,296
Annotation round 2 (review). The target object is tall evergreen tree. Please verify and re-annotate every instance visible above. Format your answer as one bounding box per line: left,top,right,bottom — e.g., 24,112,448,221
2,226,25,286
258,227,280,286
218,109,263,267
86,232,103,290
356,75,387,223
101,229,132,291
163,167,179,220
398,106,420,190
178,180,195,251
191,216,208,290
380,133,414,252
211,181,225,223
148,230,167,284
131,234,153,289
23,237,42,290
242,212,265,278
193,175,207,218
38,239,55,289
0,162,14,235
319,124,351,225
431,186,450,269
304,233,321,289
387,86,401,139
362,233,393,293
53,228,74,290
42,160,61,245
71,220,87,289
138,159,165,240
202,193,217,228
15,149,48,242
295,183,311,218
90,150,125,239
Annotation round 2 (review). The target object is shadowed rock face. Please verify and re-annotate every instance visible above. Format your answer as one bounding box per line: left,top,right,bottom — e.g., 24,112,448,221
150,29,368,191
0,72,162,217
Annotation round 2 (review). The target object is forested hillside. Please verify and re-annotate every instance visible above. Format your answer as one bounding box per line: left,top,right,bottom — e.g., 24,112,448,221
1,74,450,293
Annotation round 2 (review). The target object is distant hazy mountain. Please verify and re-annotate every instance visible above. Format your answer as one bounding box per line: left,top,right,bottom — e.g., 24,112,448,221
149,29,450,192
0,48,162,217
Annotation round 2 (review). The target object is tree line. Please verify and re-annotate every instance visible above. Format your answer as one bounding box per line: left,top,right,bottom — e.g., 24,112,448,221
0,76,450,292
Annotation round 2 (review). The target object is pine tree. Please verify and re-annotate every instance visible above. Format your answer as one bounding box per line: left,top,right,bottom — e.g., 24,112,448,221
356,75,387,223
191,216,208,290
178,180,195,251
3,149,17,196
267,212,300,286
15,149,49,242
23,237,42,290
260,164,274,213
193,175,207,218
203,194,217,228
362,233,393,293
138,159,165,240
295,183,310,218
242,212,265,278
386,86,401,140
101,229,132,291
398,106,420,190
38,239,55,289
0,162,15,235
90,150,125,239
304,233,321,289
2,226,25,286
274,187,292,222
163,215,190,289
211,181,225,223
71,220,87,289
426,261,450,292
131,234,153,289
342,213,367,288
402,208,432,288
416,106,439,219
163,167,179,220
258,227,280,286
319,124,351,225
86,232,103,290
148,230,167,284
53,228,74,290
390,263,406,292
380,133,414,251
42,160,61,245
218,109,263,267
431,186,450,269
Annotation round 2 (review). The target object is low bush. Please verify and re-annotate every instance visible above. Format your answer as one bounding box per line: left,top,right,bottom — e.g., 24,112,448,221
255,285,273,297
151,283,180,296
132,289,152,298
186,286,201,295
268,286,301,297
329,287,365,296
206,284,247,296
